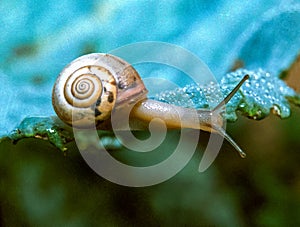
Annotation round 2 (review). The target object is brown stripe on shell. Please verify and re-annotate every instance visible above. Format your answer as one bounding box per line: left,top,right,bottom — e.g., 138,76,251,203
107,91,114,103
95,108,102,117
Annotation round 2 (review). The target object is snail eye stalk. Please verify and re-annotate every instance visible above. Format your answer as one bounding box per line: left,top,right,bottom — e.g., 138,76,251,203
213,74,249,112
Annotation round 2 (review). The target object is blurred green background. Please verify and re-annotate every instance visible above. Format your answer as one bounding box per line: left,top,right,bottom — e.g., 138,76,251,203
0,1,300,226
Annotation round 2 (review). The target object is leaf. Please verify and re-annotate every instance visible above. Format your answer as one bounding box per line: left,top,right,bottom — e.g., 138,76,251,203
2,68,298,150
154,68,297,121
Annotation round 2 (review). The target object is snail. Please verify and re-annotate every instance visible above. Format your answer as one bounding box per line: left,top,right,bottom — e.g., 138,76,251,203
52,53,249,158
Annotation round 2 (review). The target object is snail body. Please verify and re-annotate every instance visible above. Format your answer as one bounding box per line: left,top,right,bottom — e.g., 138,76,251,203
52,53,248,157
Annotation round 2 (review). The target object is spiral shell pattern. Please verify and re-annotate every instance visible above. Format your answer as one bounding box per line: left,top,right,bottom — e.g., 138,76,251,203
52,53,148,128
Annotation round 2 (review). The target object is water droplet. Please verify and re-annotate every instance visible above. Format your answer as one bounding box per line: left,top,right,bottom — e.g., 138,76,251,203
272,105,281,116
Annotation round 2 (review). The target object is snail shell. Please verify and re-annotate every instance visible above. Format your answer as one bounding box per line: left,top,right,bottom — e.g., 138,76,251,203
52,53,148,128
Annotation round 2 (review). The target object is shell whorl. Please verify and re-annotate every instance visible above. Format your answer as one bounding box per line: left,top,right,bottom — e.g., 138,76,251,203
52,53,148,128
